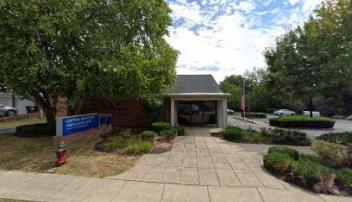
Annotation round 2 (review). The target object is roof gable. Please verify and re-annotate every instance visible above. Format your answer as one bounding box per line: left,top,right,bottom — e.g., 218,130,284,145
170,75,223,94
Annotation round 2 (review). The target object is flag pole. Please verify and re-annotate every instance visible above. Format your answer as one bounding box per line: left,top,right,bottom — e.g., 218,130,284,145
243,79,246,119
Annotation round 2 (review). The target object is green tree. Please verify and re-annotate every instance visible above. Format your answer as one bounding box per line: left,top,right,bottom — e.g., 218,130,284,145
221,69,275,112
220,75,244,111
0,0,178,127
264,0,352,115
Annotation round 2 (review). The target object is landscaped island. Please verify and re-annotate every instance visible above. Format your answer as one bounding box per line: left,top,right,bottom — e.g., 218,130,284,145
269,115,335,129
264,142,352,195
222,126,311,146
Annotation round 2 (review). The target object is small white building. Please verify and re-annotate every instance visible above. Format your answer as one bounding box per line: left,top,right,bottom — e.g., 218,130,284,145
163,75,230,128
0,92,35,114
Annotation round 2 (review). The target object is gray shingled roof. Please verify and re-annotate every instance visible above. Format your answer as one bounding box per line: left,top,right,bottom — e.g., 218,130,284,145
170,75,224,94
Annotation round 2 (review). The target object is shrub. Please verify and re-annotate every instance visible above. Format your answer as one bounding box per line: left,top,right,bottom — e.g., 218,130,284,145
241,112,267,118
16,123,55,137
174,125,185,136
317,132,352,145
269,115,335,129
124,142,152,155
290,160,334,185
222,127,310,146
141,131,157,141
151,121,171,133
299,153,320,162
119,129,134,138
223,127,242,142
268,146,299,160
285,130,311,146
312,140,345,168
263,152,293,174
159,129,176,139
336,169,352,192
242,130,271,144
262,128,311,146
103,138,128,151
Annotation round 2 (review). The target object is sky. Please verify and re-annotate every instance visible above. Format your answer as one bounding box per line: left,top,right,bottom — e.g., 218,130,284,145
165,0,323,82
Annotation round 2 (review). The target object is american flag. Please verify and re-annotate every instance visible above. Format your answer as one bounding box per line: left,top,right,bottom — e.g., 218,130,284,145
240,80,246,111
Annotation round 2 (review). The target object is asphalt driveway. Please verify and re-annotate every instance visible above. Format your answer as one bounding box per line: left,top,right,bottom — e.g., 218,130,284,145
0,127,15,135
229,114,352,138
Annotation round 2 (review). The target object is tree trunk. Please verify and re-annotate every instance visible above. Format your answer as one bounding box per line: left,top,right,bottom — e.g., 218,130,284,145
11,91,16,107
32,92,57,129
43,106,56,129
309,96,313,118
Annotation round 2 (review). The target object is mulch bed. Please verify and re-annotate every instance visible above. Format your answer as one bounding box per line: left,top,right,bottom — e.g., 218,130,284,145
151,136,175,154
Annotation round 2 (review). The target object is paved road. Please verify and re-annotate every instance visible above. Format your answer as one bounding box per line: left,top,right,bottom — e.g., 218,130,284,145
229,115,352,138
0,128,350,202
0,127,15,135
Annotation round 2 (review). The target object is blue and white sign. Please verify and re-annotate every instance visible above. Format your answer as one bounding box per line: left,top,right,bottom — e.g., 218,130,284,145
56,113,99,136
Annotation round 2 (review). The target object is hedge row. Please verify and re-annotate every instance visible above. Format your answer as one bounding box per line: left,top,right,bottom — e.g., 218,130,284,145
223,127,311,146
264,146,352,195
269,115,335,129
16,123,55,137
241,112,267,118
317,132,352,145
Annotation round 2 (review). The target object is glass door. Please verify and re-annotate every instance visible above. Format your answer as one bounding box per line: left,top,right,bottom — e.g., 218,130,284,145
177,101,217,125
190,103,202,124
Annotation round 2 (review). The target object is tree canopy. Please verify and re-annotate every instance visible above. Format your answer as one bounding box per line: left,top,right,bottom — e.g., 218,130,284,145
0,0,178,126
220,69,276,112
222,0,352,115
264,0,352,115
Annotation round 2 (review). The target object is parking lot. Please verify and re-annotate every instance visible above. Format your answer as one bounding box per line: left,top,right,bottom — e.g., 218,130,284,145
228,114,352,138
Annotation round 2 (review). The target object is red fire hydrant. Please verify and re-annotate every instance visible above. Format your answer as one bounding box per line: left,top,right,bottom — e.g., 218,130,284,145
55,141,66,166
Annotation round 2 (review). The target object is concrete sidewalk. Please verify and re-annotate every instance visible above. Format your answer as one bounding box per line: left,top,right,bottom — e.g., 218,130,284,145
0,128,351,202
2,170,351,202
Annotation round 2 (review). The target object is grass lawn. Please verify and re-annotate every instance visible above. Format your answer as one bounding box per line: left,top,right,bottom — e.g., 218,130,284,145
0,134,138,177
0,118,46,128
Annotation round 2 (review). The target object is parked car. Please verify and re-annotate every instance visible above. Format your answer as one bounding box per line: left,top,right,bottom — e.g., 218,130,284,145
227,109,234,114
0,104,17,117
273,109,296,116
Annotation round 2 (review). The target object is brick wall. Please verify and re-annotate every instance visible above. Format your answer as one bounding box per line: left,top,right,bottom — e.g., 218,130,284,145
162,97,171,123
79,98,148,128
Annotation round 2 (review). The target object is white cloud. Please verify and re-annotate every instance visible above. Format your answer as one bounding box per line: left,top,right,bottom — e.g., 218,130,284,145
166,0,322,82
288,0,301,6
302,0,322,12
170,2,204,27
233,1,256,13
